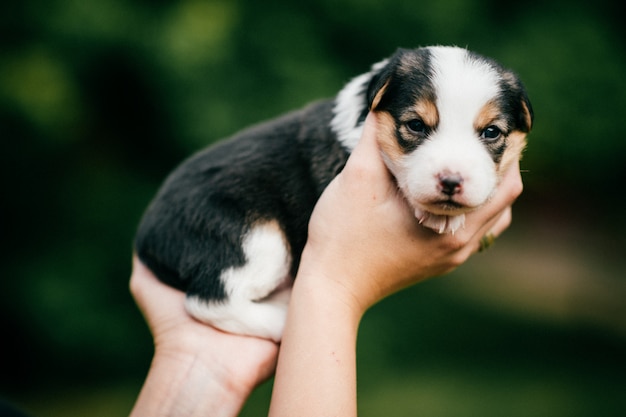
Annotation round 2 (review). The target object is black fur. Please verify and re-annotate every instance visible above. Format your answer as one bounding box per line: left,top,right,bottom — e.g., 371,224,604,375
135,100,349,300
368,48,438,154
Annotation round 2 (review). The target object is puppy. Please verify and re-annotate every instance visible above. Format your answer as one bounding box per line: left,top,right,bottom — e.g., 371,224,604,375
135,46,533,341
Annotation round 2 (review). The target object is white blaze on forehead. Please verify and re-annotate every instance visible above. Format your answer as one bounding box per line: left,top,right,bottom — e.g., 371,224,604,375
429,46,502,132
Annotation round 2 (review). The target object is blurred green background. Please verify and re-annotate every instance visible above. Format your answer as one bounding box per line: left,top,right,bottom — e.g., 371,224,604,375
2,0,625,415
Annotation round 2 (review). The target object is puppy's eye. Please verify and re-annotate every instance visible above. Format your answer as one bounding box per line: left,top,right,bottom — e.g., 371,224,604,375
406,119,428,135
481,125,502,141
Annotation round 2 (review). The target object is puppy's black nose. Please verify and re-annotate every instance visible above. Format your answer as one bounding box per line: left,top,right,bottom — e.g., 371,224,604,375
438,174,463,196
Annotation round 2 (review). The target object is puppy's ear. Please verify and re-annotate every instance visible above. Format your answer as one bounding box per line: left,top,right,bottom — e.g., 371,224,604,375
519,89,534,133
366,61,393,111
502,71,534,133
366,48,433,112
366,49,409,111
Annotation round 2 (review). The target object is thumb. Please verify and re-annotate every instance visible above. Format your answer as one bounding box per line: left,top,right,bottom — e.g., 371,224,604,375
342,112,392,182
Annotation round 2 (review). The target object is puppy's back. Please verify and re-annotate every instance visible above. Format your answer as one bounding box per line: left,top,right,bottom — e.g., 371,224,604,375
134,99,348,302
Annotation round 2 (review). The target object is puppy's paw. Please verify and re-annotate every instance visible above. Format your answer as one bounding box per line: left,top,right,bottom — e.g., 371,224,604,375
414,208,465,234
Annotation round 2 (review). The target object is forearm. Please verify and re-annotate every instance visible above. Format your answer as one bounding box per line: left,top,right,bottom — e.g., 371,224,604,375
130,351,248,417
269,273,362,417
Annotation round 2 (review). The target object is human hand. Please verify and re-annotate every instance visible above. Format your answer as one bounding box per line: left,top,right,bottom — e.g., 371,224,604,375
299,113,523,315
129,256,278,417
270,113,522,417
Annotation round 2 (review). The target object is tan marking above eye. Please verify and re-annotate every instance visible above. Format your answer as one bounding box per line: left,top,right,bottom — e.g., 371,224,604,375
474,100,503,132
413,99,439,127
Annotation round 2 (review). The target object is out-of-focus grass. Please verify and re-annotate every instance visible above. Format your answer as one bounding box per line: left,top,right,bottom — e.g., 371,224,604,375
14,382,139,417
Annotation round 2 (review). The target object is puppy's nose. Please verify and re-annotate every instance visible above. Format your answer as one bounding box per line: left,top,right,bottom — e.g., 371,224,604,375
438,173,463,196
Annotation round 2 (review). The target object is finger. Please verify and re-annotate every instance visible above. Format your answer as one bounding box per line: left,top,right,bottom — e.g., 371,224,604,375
348,112,380,160
470,160,523,252
342,113,393,182
489,206,512,238
130,255,187,322
471,206,510,253
460,161,522,239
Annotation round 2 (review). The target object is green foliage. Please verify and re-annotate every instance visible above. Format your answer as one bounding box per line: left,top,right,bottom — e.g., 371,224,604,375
1,0,625,415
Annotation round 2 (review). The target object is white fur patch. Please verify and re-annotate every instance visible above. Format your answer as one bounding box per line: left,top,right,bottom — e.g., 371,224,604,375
331,59,388,151
185,221,292,342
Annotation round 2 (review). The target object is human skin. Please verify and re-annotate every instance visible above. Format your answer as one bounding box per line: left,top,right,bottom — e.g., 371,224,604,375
129,256,279,417
130,113,522,417
268,113,522,417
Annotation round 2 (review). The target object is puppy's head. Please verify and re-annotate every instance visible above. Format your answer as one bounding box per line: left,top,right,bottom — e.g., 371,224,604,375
366,46,533,232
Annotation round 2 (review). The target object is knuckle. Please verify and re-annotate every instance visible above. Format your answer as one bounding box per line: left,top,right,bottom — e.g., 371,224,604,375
447,233,472,252
449,250,470,268
512,177,524,199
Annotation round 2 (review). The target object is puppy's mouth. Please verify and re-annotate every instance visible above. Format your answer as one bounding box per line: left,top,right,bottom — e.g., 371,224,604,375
420,199,473,216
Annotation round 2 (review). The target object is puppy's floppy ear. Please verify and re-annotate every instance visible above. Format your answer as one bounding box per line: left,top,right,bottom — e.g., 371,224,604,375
366,49,407,111
367,65,392,111
518,89,534,133
366,63,392,111
501,71,534,133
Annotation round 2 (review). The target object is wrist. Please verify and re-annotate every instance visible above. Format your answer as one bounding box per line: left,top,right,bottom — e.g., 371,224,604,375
269,255,362,417
297,243,382,316
131,348,251,417
293,261,366,328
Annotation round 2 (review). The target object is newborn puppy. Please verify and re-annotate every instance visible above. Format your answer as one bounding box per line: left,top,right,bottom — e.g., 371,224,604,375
135,46,533,341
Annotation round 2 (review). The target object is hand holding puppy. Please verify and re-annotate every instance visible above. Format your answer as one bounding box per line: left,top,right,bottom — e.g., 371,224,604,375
298,112,523,315
130,112,523,417
129,257,278,417
270,113,523,417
